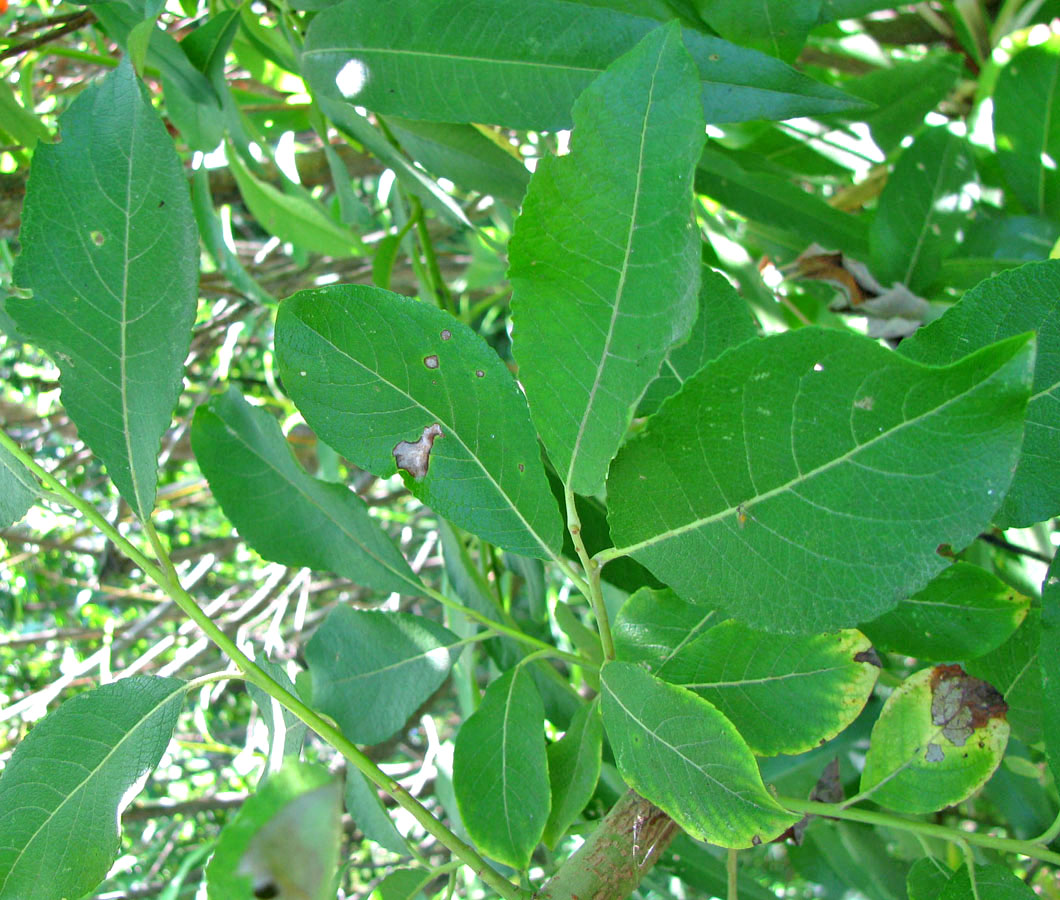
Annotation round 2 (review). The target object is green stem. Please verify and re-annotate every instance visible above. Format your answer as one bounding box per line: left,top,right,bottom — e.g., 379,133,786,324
564,487,615,660
0,432,525,900
411,195,453,314
1029,807,1060,846
778,798,1060,867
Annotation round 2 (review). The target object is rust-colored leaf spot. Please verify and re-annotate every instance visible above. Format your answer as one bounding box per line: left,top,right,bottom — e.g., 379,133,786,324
854,648,882,667
929,664,1007,748
936,543,955,558
393,423,443,481
424,355,439,369
440,329,452,341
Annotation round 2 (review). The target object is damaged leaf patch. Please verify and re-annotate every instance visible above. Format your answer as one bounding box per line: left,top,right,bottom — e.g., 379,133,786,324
393,424,443,481
858,665,1009,814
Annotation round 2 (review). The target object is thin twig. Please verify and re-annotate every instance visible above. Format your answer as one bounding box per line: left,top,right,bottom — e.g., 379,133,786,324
0,11,97,61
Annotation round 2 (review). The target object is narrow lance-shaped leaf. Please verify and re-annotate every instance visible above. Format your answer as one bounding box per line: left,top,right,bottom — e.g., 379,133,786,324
693,0,821,61
274,284,564,558
7,58,198,521
607,328,1035,634
1041,557,1060,804
601,661,798,847
0,676,185,900
543,699,603,848
191,388,421,596
510,23,703,495
899,259,1060,527
301,0,867,132
453,666,550,868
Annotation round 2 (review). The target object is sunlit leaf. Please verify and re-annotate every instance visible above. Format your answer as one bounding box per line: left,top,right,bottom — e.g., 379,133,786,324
612,587,718,668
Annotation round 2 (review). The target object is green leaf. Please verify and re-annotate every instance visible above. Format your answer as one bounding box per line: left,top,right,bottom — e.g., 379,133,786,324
225,142,360,258
899,260,1060,527
274,284,564,558
606,328,1035,634
965,610,1042,745
0,81,51,149
191,388,421,596
246,658,307,760
860,562,1030,662
344,770,409,856
205,761,342,900
600,660,799,847
638,267,759,417
858,665,1009,814
1044,557,1060,789
868,127,976,292
301,0,867,132
0,676,185,900
939,863,1037,900
613,587,718,668
304,606,460,745
802,821,909,900
693,0,821,61
453,666,550,868
992,36,1060,216
657,622,880,756
696,146,871,258
543,699,603,848
906,857,953,900
0,442,38,528
8,59,198,521
509,23,703,495
370,868,432,900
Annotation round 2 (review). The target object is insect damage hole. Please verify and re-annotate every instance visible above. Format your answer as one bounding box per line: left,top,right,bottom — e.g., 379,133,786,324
393,423,443,481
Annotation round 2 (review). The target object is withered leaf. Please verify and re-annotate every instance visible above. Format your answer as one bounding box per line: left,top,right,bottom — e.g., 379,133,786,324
393,423,443,481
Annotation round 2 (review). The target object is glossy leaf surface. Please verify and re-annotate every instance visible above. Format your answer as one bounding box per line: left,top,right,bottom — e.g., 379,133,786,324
301,0,866,131
510,24,703,495
657,623,880,756
304,607,460,745
453,667,550,868
900,260,1060,526
8,59,198,520
0,676,184,900
275,284,563,558
600,661,798,847
192,389,421,596
612,587,718,668
859,665,1009,814
860,562,1029,661
607,328,1034,634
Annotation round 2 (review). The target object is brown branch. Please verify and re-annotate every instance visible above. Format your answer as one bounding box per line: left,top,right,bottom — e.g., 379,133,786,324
0,11,97,61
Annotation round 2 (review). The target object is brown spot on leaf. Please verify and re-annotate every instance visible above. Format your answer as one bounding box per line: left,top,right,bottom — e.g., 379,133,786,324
929,664,1007,747
440,329,452,341
854,648,881,667
424,355,439,369
518,463,525,472
936,543,955,558
751,835,762,846
475,369,484,378
393,423,443,481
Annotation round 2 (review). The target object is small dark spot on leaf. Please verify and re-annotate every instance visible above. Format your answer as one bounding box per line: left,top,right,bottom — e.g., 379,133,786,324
424,355,439,369
854,648,881,667
441,329,452,340
929,663,1007,747
157,199,165,208
936,543,955,558
393,423,443,481
254,883,280,899
751,834,762,846
475,370,484,378
518,463,525,472
709,53,720,61
90,230,104,246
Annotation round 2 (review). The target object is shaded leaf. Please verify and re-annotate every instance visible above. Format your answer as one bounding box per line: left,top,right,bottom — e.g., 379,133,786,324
247,657,307,761
859,561,1029,662
275,284,564,558
613,587,718,668
301,0,867,132
657,622,880,756
8,59,198,520
939,863,1036,900
453,667,550,868
0,442,38,528
192,389,421,595
900,259,1060,527
1044,557,1060,789
868,127,975,292
859,665,1009,814
0,676,185,900
344,770,409,856
510,23,703,495
906,858,953,900
600,660,798,848
693,0,821,61
543,699,603,848
606,328,1034,634
304,607,460,745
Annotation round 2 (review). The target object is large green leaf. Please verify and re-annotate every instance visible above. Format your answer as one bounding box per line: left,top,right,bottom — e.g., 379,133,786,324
205,761,342,900
303,607,460,745
612,587,718,668
993,37,1060,217
899,260,1060,527
638,267,759,418
1042,557,1060,795
274,284,563,558
0,442,38,527
606,328,1034,634
600,661,798,847
0,676,185,900
301,0,866,132
868,127,975,292
693,0,820,61
858,665,1009,814
860,562,1029,662
657,622,880,756
453,667,550,868
543,699,603,848
191,388,421,596
7,59,198,521
939,863,1037,900
509,23,703,495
